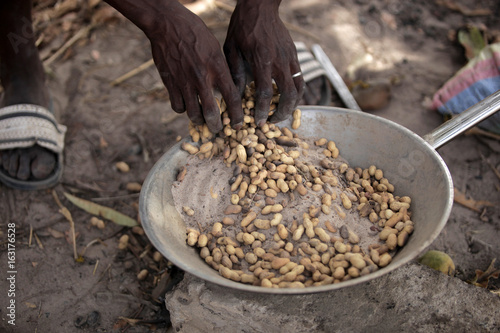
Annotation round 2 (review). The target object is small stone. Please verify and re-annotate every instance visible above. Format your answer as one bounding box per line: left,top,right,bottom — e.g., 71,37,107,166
339,225,349,239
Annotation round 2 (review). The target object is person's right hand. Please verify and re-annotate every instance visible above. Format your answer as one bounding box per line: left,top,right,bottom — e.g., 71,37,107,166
223,0,304,127
132,1,243,133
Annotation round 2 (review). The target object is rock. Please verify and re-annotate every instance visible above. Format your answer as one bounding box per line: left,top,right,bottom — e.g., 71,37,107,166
165,262,500,332
352,80,391,111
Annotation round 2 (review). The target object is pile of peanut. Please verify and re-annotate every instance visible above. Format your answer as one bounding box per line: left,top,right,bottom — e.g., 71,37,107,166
178,83,414,288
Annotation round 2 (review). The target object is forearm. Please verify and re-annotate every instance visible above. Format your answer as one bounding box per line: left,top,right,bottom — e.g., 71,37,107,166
232,0,282,29
237,0,281,8
235,0,281,15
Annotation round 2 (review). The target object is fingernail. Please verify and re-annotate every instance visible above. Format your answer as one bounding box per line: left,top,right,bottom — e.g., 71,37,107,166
233,122,243,131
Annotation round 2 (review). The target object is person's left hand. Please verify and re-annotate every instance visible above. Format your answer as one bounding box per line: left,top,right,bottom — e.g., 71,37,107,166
223,0,304,127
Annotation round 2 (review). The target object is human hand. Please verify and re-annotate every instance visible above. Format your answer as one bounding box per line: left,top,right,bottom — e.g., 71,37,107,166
141,1,243,132
223,0,304,127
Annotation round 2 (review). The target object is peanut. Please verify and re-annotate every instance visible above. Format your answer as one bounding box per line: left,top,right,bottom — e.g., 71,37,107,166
340,193,352,209
224,205,242,215
378,253,392,267
254,219,271,230
270,213,283,226
181,142,198,155
292,109,301,129
182,206,195,216
199,141,213,154
241,211,257,227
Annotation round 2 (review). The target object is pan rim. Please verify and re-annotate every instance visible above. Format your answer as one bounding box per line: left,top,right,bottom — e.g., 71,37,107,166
139,106,454,295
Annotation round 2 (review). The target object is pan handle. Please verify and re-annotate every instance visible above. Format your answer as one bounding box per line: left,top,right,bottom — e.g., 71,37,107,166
423,89,500,149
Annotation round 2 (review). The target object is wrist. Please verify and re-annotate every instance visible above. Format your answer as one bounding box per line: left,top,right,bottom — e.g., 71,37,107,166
236,0,281,12
104,0,185,35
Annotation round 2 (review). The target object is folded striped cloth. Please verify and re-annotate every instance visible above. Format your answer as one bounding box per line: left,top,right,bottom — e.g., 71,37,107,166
431,43,500,134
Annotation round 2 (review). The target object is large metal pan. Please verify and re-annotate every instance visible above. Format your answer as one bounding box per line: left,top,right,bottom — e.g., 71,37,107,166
139,90,500,294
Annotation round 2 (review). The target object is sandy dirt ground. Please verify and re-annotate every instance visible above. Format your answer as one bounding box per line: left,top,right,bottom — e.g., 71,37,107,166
0,0,499,332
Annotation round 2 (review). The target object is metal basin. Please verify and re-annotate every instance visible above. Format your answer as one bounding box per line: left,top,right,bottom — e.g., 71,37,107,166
139,91,500,294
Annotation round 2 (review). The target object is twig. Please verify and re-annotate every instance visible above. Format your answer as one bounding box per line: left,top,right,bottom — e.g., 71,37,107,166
284,22,322,42
52,190,78,260
465,127,500,141
213,0,233,12
61,180,109,193
110,59,155,86
479,153,500,181
35,33,44,47
453,187,495,213
80,238,106,257
93,259,99,275
34,232,44,249
435,0,492,16
139,244,153,259
90,193,140,202
135,133,150,163
44,25,94,66
29,224,33,248
97,263,112,282
37,301,43,319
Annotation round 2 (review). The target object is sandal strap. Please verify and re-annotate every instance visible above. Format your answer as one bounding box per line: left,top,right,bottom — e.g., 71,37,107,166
295,41,326,82
0,104,66,154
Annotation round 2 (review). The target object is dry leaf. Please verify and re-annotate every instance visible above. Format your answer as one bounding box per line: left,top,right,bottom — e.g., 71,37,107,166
52,0,80,19
469,259,500,288
453,187,494,212
91,6,122,26
99,136,108,148
47,227,65,239
64,192,138,227
117,317,141,326
25,302,37,309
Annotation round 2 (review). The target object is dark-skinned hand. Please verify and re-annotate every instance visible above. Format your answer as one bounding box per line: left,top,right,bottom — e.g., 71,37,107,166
223,0,305,127
110,0,244,133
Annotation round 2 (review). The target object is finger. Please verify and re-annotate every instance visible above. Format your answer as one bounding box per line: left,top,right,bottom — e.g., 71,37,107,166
152,47,186,114
252,63,273,127
224,42,247,97
198,87,222,133
163,77,186,114
270,70,299,124
183,88,204,126
292,68,305,108
215,68,243,129
224,92,244,130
